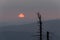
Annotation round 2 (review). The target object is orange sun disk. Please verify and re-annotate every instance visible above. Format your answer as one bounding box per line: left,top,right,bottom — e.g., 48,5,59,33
18,13,25,18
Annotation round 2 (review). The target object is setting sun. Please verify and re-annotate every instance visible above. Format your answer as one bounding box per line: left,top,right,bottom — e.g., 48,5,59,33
18,13,25,18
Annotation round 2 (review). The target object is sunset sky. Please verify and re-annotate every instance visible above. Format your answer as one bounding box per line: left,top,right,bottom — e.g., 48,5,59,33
0,0,60,24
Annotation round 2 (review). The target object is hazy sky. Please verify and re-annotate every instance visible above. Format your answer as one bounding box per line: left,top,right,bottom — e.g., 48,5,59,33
0,0,60,24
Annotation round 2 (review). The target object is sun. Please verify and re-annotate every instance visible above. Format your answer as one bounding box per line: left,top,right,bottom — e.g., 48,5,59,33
18,13,25,18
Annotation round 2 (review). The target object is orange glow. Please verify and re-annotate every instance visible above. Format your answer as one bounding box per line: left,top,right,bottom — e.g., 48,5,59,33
18,13,25,18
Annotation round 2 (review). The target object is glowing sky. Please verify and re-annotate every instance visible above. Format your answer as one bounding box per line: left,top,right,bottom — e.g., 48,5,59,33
0,0,60,24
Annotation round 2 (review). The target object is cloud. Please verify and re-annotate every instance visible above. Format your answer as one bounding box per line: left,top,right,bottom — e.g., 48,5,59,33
0,0,60,23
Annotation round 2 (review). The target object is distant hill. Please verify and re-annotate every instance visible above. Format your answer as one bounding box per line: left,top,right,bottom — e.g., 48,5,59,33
0,19,60,40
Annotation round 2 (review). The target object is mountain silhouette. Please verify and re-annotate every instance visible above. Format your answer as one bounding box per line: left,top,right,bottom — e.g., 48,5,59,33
0,19,60,40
